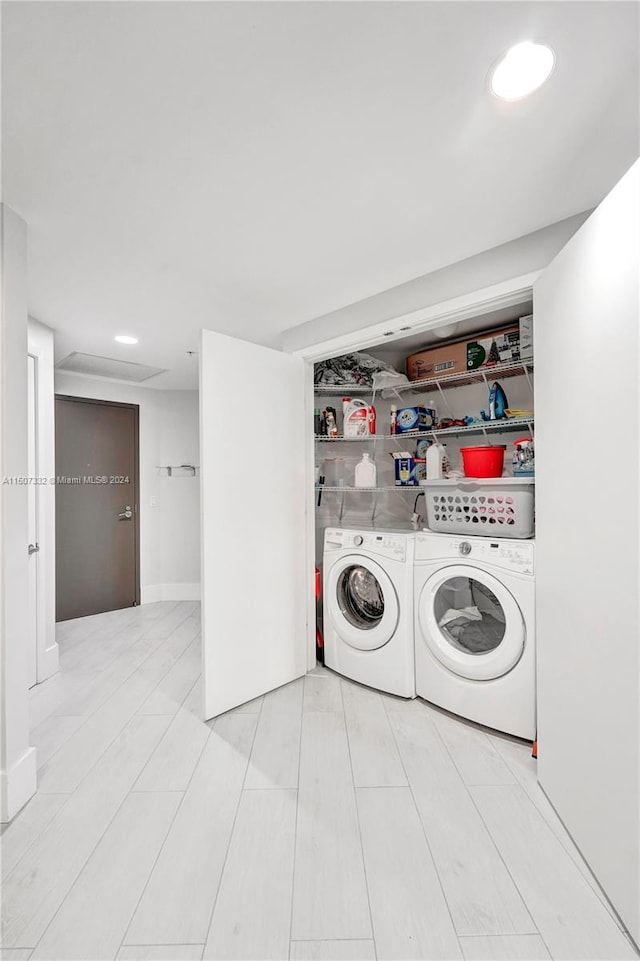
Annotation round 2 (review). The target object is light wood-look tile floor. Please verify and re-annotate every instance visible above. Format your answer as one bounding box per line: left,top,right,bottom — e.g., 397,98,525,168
1,601,638,961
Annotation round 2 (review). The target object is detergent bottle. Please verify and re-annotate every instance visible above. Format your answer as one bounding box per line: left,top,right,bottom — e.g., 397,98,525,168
355,453,377,488
426,442,449,479
343,398,370,437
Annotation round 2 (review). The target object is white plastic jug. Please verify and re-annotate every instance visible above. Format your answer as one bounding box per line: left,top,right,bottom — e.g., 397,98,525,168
343,398,370,437
354,453,377,488
426,442,448,479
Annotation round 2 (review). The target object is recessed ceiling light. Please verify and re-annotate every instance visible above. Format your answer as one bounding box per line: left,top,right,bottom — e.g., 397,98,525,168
114,335,138,345
490,41,555,101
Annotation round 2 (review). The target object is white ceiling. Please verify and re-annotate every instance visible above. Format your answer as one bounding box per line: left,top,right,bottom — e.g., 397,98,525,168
2,1,638,389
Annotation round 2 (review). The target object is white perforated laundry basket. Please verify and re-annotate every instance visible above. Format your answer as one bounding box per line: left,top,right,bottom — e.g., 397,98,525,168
421,477,535,539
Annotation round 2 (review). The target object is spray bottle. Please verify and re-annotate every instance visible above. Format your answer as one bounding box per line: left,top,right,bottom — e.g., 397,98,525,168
390,405,397,435
325,407,338,438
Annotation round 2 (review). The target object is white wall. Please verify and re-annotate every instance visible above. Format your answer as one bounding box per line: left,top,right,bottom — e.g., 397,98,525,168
54,374,200,603
281,212,590,353
154,390,201,598
535,161,640,943
0,205,37,822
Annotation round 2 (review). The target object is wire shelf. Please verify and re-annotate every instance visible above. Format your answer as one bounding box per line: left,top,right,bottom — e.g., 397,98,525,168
314,359,534,396
315,433,406,442
425,416,534,438
316,485,414,493
399,359,534,393
314,383,374,394
314,417,534,443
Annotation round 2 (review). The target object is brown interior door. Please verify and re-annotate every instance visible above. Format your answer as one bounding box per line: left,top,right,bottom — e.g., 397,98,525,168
55,395,140,621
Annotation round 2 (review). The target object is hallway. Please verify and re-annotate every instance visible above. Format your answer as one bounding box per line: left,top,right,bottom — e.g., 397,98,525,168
1,602,636,960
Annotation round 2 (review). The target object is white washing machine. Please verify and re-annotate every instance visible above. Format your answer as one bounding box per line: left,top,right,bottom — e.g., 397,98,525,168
414,532,535,739
323,527,415,698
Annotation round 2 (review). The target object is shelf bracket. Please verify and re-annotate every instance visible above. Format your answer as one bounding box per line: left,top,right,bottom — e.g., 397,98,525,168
434,380,456,419
522,362,534,395
371,490,380,527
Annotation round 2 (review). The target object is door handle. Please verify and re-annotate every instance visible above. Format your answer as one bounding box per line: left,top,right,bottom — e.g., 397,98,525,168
118,507,133,520
28,542,40,555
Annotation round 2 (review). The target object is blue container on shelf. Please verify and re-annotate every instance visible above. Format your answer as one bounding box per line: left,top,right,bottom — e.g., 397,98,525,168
396,406,437,433
393,455,426,486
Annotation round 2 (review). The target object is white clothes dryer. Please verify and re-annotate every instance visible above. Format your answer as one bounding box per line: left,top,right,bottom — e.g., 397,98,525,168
323,528,415,698
414,532,535,739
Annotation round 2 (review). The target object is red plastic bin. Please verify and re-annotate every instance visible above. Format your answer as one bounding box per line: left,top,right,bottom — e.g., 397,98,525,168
460,445,506,478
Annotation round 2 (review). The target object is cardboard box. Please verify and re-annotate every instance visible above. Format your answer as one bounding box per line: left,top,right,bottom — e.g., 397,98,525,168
465,324,521,371
406,322,530,383
406,342,467,382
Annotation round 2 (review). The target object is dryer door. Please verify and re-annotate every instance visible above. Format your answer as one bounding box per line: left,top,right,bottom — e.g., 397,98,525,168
327,554,399,651
418,564,524,680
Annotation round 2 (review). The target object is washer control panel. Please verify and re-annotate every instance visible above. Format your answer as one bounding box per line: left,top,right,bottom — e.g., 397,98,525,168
325,529,408,561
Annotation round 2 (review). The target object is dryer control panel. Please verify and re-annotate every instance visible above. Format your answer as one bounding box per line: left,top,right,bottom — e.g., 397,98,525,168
415,533,534,574
462,539,534,575
325,528,408,561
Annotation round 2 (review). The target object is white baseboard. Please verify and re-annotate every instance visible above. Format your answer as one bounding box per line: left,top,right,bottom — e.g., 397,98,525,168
141,582,200,604
141,585,163,604
1,746,37,823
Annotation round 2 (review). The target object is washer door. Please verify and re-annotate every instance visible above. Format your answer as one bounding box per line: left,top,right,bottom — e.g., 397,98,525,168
328,554,399,651
418,564,524,680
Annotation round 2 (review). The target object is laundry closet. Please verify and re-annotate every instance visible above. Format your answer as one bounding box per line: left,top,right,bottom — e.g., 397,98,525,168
313,297,536,735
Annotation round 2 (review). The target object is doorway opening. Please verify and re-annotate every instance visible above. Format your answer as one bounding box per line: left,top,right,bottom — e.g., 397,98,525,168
302,279,537,672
